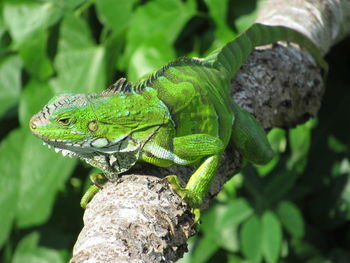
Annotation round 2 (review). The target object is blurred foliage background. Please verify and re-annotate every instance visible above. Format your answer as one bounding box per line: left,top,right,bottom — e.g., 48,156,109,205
0,0,349,262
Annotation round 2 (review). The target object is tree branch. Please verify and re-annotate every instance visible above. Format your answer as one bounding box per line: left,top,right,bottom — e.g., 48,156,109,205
256,0,350,54
69,1,350,262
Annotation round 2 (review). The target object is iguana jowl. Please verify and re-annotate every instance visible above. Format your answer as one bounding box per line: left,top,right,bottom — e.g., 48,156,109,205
29,24,326,209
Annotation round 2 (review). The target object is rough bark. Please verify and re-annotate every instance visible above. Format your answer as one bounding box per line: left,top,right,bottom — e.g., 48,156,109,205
256,0,350,54
70,1,350,262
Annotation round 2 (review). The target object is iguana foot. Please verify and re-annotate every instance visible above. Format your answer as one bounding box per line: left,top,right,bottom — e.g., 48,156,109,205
80,173,108,208
165,175,202,224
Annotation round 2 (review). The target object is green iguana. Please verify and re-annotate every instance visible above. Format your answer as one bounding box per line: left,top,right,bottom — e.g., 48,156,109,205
29,23,326,213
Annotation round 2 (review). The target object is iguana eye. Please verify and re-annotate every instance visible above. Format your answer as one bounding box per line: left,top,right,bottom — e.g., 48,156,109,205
58,118,71,125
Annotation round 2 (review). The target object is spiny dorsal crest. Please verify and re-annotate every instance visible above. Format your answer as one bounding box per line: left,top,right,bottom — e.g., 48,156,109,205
101,78,133,95
134,57,206,90
103,58,207,93
152,57,205,79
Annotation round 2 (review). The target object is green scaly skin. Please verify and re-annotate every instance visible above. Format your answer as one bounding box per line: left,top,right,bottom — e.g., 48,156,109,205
29,23,327,214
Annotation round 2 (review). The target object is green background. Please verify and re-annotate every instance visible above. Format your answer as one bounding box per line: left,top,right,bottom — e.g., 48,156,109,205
0,0,349,262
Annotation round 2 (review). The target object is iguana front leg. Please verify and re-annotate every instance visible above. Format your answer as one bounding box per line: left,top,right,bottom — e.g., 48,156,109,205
141,133,224,209
166,154,221,208
171,134,224,208
80,173,108,208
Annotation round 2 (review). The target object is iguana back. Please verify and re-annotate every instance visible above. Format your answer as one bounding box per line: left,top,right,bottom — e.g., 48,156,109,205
136,57,234,147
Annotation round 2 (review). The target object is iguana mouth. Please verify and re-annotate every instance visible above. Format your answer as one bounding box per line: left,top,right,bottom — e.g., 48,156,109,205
42,141,77,158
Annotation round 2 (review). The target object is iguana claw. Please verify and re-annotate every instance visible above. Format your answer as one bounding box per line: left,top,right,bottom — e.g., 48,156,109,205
165,175,201,224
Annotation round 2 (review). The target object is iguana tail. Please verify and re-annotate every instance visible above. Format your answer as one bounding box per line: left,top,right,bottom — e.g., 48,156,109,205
204,23,327,87
203,23,328,165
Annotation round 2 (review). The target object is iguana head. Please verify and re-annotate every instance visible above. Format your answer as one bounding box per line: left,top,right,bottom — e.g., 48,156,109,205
30,80,172,175
30,93,104,157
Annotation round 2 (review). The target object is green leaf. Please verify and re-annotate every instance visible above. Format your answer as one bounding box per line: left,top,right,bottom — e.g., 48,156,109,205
219,198,253,228
3,0,85,45
50,46,106,93
187,235,220,263
0,129,23,248
257,128,286,176
12,232,64,263
200,204,226,235
123,0,196,68
219,225,240,253
233,0,261,32
242,166,264,202
328,135,348,153
129,0,196,43
95,0,138,34
0,10,5,37
288,119,316,173
16,131,77,227
263,171,297,204
128,35,175,81
50,13,107,93
18,79,54,128
256,156,279,178
0,55,22,118
219,173,243,200
227,254,245,263
240,215,263,263
332,158,350,177
276,201,304,238
0,9,8,56
199,204,239,253
204,0,235,45
268,128,287,153
3,0,61,45
262,211,282,263
18,29,53,80
58,14,95,51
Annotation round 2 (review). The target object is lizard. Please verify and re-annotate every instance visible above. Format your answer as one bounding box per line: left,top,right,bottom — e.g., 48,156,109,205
29,23,327,214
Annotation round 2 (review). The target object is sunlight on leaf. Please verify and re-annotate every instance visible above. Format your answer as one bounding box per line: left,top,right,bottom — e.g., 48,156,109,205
4,0,61,45
233,0,263,32
199,204,240,253
58,14,95,51
123,0,196,69
204,0,236,45
220,198,253,228
3,0,86,45
51,47,106,93
128,36,175,81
